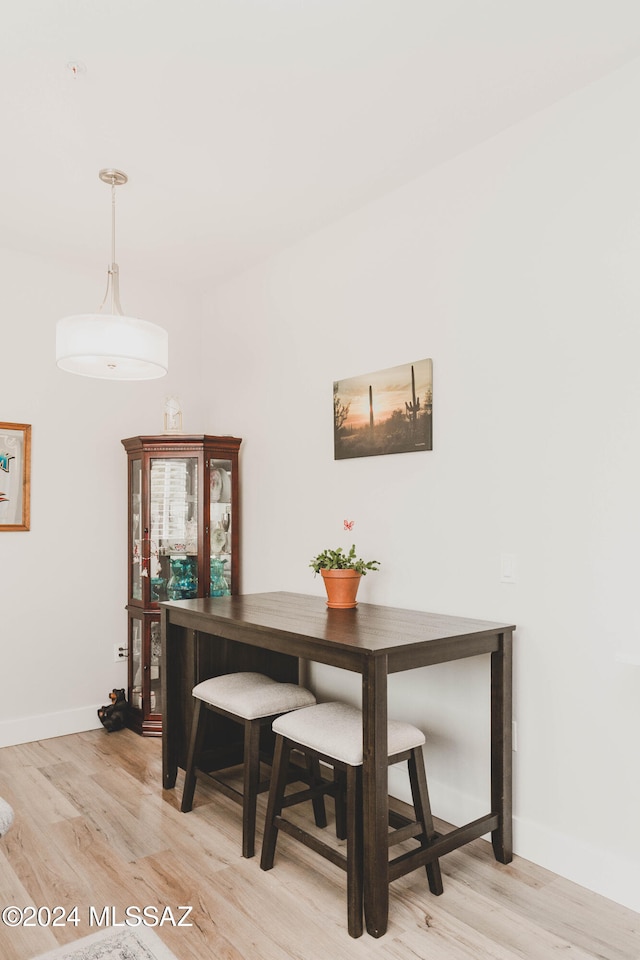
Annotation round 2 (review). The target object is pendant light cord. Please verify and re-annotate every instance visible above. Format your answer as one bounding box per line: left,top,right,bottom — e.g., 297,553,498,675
98,173,124,316
110,179,116,314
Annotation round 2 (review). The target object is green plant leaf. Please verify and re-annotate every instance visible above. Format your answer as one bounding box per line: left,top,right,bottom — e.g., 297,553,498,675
309,545,380,576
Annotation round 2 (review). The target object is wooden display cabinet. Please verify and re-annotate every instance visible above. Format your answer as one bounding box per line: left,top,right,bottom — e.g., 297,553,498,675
122,434,241,736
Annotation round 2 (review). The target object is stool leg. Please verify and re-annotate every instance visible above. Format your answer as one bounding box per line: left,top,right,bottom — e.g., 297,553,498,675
242,718,262,858
260,735,292,871
181,699,206,813
408,747,443,896
305,754,328,829
346,765,363,938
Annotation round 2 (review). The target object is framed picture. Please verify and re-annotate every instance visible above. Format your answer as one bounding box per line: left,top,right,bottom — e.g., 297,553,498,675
334,358,433,460
0,422,31,531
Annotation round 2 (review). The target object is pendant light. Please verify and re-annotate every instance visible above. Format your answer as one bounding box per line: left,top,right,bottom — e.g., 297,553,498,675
56,169,169,380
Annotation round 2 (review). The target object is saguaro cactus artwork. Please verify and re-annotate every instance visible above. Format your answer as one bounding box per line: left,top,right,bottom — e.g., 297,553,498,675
332,358,433,460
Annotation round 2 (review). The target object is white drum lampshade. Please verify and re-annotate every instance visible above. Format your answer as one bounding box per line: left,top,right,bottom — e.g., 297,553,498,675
56,313,169,380
56,169,169,381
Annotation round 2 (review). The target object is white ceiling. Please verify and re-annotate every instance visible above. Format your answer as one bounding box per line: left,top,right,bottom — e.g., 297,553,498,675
3,0,640,289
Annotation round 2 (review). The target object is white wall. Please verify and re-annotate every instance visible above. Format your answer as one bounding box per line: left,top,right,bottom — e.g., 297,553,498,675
2,54,639,917
201,60,640,912
0,247,205,746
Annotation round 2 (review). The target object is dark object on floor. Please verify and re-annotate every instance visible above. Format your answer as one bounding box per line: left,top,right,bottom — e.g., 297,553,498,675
98,688,129,732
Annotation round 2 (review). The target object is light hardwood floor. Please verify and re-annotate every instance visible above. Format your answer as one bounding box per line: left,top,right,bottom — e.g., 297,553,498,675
0,728,638,960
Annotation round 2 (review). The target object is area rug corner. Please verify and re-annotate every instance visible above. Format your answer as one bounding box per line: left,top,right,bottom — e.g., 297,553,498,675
30,926,179,960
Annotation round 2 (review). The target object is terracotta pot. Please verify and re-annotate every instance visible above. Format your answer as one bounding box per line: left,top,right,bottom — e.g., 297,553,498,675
320,568,362,609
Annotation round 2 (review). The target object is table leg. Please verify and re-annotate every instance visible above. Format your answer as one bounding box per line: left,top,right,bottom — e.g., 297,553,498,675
362,655,389,938
161,609,178,789
491,629,513,863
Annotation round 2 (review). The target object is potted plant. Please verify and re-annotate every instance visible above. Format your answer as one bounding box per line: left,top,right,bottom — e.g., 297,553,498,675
310,544,380,609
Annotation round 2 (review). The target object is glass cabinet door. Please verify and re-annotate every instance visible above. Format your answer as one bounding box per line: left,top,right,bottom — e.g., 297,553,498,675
130,616,143,710
128,612,162,734
149,620,162,715
149,456,198,602
209,458,232,596
130,458,142,602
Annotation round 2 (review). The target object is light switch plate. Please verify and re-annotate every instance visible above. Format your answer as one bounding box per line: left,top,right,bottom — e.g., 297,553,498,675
500,554,517,583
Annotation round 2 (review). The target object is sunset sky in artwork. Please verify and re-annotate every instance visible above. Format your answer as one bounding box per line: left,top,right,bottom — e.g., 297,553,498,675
335,359,432,430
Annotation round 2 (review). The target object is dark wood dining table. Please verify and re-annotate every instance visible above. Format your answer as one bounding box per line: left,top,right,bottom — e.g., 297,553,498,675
161,591,515,938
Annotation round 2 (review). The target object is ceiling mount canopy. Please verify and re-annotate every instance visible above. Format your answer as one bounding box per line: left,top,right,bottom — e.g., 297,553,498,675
100,167,127,186
56,168,169,381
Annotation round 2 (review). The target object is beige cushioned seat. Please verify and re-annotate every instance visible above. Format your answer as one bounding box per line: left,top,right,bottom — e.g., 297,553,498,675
192,672,316,720
272,701,425,766
183,672,320,858
262,700,442,937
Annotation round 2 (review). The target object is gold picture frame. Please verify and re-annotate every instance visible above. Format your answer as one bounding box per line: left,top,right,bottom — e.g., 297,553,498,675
0,422,31,531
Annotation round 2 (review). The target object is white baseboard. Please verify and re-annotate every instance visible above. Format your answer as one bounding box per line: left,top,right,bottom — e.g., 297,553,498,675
389,769,640,916
513,812,640,916
0,706,102,749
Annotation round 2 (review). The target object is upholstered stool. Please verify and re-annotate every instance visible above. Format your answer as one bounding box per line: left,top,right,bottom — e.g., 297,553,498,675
260,701,443,938
0,797,14,837
181,672,321,858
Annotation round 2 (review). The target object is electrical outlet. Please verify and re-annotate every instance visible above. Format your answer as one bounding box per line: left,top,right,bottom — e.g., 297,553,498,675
114,644,128,663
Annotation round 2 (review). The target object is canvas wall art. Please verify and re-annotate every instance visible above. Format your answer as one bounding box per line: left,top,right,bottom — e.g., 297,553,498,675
333,359,432,460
